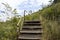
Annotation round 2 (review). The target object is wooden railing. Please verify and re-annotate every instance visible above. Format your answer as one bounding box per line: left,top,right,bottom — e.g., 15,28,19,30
17,18,24,40
16,10,27,40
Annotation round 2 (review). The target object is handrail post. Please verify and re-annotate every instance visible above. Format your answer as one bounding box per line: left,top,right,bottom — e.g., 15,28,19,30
16,24,19,40
24,10,26,22
24,10,25,22
16,10,26,40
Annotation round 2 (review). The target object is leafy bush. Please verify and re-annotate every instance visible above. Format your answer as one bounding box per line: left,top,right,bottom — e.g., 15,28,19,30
39,3,60,40
0,18,18,40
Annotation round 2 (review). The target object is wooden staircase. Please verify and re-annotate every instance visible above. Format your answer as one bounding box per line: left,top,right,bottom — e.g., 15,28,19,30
18,20,43,40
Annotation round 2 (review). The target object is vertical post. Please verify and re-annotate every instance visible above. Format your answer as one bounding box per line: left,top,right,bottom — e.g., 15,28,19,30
24,10,25,22
17,25,19,40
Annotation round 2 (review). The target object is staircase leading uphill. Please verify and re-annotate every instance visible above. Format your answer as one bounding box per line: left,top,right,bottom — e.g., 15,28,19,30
18,20,43,40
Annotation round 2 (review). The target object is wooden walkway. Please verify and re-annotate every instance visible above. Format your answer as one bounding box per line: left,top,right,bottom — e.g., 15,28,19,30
18,20,43,40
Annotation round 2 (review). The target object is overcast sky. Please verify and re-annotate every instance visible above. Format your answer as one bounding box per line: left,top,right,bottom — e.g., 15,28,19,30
0,0,54,21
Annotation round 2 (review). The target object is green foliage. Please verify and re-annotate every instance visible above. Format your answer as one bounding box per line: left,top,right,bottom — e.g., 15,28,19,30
0,3,20,40
0,21,17,40
41,3,60,21
54,0,60,3
0,1,60,40
24,2,60,40
39,3,60,40
24,12,40,21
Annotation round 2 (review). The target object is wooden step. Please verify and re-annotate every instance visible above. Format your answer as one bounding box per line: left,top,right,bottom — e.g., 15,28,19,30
20,30,43,33
23,23,41,26
22,28,42,31
24,23,41,25
19,34,42,37
19,33,42,38
22,26,42,29
24,20,40,23
18,35,41,39
18,20,42,40
19,39,40,40
20,33,42,36
18,37,41,40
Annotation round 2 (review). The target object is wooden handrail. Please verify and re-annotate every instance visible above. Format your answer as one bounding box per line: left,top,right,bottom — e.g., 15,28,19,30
16,10,26,40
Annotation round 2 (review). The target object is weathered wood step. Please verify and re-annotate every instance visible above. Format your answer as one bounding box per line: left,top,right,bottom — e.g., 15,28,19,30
24,20,40,23
22,28,42,31
24,23,41,25
18,35,41,39
18,37,41,40
24,23,41,26
19,33,42,38
18,20,42,40
22,26,42,29
20,33,42,36
20,30,43,33
19,34,42,37
19,39,40,40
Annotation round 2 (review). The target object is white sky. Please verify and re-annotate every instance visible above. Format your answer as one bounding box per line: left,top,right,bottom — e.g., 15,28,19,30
0,0,53,21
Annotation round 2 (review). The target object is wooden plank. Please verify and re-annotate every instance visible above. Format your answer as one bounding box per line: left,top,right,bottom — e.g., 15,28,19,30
18,36,41,39
22,26,42,28
24,20,40,23
20,30,43,33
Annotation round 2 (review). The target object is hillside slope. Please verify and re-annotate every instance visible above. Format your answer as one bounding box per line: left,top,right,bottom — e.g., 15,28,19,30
25,2,60,40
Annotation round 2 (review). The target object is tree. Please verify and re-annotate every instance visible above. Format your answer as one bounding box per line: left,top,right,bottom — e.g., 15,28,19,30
2,3,13,20
2,3,20,21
